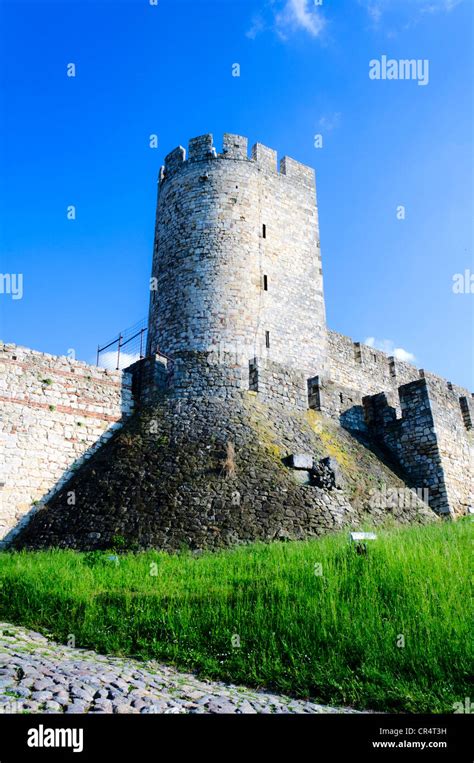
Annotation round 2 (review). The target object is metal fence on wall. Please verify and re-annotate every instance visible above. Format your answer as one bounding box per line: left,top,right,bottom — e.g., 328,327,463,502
96,318,148,371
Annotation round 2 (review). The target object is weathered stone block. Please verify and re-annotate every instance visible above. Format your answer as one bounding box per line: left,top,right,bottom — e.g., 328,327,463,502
290,454,313,470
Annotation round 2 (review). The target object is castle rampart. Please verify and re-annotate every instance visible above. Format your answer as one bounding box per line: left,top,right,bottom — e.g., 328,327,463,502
0,343,133,545
362,377,473,516
363,380,449,514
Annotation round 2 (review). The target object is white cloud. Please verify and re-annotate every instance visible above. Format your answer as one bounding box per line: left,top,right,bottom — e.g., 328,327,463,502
276,0,325,38
364,337,416,362
246,15,266,40
422,0,463,11
246,0,325,41
98,351,140,371
318,112,342,132
366,2,383,24
277,0,325,38
359,0,464,27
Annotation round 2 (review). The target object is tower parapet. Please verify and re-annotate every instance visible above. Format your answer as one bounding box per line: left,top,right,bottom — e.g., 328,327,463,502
160,133,316,189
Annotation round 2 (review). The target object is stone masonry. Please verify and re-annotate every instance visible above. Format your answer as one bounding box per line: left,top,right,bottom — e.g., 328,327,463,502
143,133,473,519
147,132,327,389
0,343,133,546
1,132,472,546
320,332,473,516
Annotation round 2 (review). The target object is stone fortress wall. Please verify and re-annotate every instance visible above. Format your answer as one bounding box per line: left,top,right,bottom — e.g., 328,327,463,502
318,330,473,516
136,330,473,518
0,343,133,545
0,132,472,543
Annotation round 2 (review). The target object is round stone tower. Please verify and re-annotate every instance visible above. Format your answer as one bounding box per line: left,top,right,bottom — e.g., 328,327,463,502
147,133,327,401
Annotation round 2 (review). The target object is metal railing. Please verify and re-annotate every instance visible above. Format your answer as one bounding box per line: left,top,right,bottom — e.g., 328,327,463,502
96,317,148,370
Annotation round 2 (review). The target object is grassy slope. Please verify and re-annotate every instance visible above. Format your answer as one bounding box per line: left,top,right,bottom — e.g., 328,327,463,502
1,520,471,712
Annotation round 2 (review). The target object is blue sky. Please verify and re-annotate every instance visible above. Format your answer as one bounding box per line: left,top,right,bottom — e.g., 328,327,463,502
0,0,472,388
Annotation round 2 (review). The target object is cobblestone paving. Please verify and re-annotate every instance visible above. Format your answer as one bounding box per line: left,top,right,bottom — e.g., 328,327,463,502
0,623,359,714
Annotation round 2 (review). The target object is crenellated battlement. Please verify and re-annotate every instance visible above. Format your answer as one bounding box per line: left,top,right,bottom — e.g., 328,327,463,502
160,132,315,187
326,329,473,432
188,133,216,161
362,376,473,516
328,331,472,397
163,145,186,175
251,142,277,171
222,133,248,159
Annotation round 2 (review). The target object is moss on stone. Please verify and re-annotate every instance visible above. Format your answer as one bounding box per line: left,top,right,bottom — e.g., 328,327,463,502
12,393,436,553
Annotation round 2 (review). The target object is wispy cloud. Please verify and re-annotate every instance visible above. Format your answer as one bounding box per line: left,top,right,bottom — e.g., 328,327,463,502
426,0,463,10
246,14,266,40
359,0,464,28
318,112,341,132
246,0,325,41
419,0,463,14
275,0,325,39
365,336,416,363
366,2,383,25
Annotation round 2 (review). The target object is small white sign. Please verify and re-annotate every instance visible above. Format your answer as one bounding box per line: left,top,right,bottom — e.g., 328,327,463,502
350,532,377,542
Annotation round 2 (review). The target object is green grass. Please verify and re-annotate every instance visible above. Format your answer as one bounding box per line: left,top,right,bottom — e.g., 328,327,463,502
0,520,471,712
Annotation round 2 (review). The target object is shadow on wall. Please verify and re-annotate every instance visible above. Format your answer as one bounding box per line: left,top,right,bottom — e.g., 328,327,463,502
337,405,413,482
339,406,367,433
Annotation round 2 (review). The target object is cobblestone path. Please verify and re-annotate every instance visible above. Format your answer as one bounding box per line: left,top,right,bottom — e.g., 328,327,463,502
0,623,360,714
